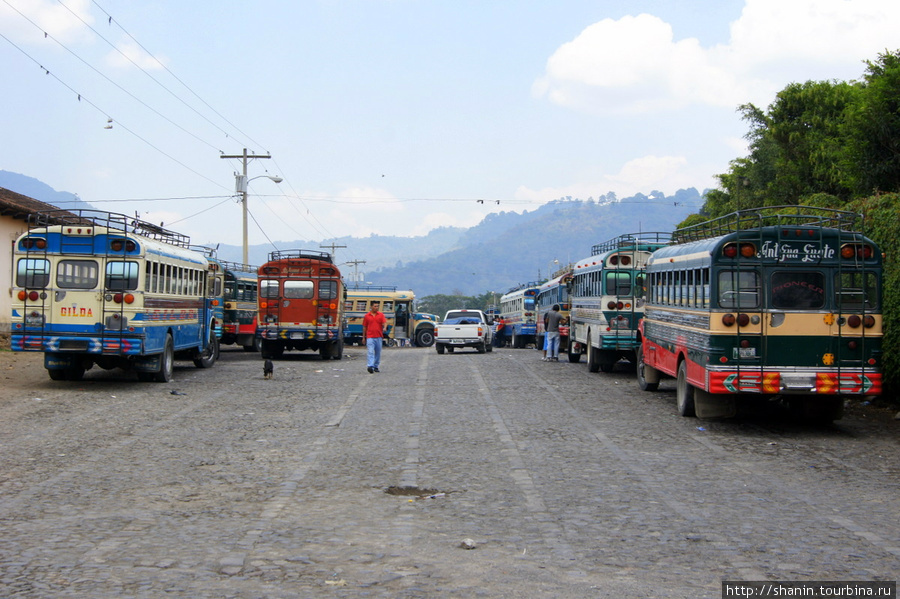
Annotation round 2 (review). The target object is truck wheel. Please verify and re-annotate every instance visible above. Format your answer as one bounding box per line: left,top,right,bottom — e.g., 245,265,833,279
477,342,486,354
416,328,435,347
436,344,445,354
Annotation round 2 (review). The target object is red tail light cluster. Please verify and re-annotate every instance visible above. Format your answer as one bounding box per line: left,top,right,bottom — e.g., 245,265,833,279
20,237,48,250
18,290,44,301
722,313,750,327
110,238,137,252
844,314,876,329
840,244,874,260
112,293,135,304
723,243,757,258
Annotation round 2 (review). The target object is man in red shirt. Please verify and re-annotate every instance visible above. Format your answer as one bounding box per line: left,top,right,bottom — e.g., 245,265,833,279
363,301,387,373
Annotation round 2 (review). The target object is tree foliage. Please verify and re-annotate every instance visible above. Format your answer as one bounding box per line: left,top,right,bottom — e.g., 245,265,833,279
688,49,900,399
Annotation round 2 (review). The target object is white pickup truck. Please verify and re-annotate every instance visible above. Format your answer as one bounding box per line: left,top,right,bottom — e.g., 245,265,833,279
434,309,494,354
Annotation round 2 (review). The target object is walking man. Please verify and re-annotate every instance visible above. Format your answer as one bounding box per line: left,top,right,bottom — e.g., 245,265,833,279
545,304,563,361
363,301,387,373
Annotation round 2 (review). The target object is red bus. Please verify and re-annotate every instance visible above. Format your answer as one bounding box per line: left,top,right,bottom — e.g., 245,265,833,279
257,250,345,360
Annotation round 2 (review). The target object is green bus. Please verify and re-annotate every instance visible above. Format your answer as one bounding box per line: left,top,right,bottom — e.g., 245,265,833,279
636,206,882,421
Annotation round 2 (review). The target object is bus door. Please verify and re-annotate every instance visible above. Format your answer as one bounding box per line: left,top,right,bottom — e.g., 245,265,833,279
101,258,138,349
394,301,411,339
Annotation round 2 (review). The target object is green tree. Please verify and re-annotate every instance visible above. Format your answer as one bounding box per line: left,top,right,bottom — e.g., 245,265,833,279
845,50,900,196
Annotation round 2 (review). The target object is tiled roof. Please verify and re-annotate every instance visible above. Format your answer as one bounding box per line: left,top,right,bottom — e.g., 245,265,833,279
0,186,77,222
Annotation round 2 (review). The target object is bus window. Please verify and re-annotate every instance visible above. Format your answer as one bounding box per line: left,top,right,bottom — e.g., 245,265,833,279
718,270,760,309
106,261,139,291
16,258,50,288
771,272,825,309
605,272,631,296
260,279,280,298
383,301,394,312
319,280,338,300
836,272,878,310
57,260,99,289
355,300,367,310
284,281,314,299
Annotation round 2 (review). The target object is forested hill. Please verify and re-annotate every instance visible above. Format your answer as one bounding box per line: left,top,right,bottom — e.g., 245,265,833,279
365,189,700,297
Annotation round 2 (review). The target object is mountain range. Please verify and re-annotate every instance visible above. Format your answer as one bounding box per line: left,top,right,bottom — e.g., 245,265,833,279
0,170,701,297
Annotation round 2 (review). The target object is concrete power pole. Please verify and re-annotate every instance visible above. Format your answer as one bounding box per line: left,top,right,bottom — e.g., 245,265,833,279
221,148,273,266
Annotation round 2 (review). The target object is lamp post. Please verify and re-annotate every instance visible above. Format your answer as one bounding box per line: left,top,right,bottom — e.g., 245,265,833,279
221,148,282,266
234,172,282,266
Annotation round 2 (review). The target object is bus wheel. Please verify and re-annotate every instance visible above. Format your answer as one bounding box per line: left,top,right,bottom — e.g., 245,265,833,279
636,343,659,391
599,357,615,373
243,337,261,352
194,334,219,368
587,335,600,373
567,348,581,363
511,331,519,349
416,329,435,347
48,368,68,381
676,361,696,417
261,340,283,359
332,338,343,360
155,335,175,383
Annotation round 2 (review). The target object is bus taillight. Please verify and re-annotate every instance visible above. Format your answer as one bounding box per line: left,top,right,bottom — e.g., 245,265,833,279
864,315,876,328
21,237,47,250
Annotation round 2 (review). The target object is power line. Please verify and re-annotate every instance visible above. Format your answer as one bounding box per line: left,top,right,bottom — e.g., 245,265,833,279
55,0,259,151
90,0,267,153
0,29,231,193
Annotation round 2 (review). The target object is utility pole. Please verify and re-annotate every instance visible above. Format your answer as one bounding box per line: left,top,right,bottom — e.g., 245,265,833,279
319,242,346,259
344,259,366,284
221,148,273,266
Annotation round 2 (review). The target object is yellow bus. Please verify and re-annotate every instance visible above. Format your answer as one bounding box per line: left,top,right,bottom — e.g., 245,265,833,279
343,287,438,347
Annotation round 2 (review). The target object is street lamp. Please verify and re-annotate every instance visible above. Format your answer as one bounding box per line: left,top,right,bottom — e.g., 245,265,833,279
235,173,282,265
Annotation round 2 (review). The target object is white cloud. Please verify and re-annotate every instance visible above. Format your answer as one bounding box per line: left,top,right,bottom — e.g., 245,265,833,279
514,155,716,202
534,0,900,115
0,0,93,44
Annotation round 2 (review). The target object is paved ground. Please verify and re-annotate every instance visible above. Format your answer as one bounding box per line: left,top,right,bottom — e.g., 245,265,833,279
0,345,898,598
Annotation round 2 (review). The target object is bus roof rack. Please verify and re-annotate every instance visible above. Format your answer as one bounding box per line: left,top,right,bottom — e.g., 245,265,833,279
673,206,863,244
268,249,333,263
591,232,671,256
347,285,398,291
220,260,258,273
29,209,191,248
505,282,540,293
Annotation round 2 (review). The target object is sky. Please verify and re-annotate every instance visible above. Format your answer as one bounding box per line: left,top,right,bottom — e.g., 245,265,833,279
2,0,899,258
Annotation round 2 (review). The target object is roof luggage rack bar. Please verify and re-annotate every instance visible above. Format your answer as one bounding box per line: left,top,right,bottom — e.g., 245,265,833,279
672,206,862,244
29,209,192,248
220,260,258,273
347,285,398,291
268,249,333,263
591,232,671,256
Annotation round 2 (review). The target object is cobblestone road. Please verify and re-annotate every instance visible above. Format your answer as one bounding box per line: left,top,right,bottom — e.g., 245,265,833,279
0,345,897,598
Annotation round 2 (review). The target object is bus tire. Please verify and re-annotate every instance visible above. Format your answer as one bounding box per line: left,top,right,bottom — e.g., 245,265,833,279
332,338,343,360
416,328,435,347
587,335,600,373
436,344,445,354
193,334,219,368
155,334,175,383
511,331,519,348
48,368,67,381
567,348,581,363
599,357,615,373
676,360,696,417
636,343,659,391
260,340,283,360
243,337,261,352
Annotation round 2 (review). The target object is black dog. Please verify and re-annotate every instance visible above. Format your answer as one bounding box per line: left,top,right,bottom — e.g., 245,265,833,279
263,359,274,380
